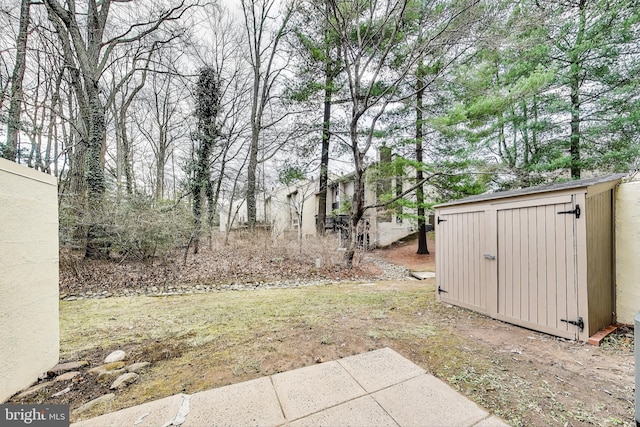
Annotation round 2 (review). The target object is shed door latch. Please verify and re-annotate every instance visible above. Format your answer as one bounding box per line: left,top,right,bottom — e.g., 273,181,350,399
437,286,448,294
560,317,584,331
557,204,581,219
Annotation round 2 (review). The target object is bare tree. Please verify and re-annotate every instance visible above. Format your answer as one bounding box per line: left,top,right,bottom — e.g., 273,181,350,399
134,65,190,201
240,0,294,228
3,0,30,161
43,0,197,257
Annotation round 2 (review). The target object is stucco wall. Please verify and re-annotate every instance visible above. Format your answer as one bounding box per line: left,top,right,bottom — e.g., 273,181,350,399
0,159,59,402
615,180,640,325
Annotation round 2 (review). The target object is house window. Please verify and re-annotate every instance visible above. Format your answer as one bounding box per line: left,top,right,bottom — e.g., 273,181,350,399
288,191,299,228
331,186,340,211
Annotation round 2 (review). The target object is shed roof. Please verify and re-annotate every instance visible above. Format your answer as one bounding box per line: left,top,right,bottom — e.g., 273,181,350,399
435,173,627,208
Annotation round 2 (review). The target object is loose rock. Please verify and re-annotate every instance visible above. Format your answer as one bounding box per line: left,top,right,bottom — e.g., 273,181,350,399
103,361,126,371
73,394,115,414
104,350,126,363
15,382,51,399
54,371,80,382
97,369,125,383
110,372,139,390
48,361,88,376
51,387,71,397
126,362,151,373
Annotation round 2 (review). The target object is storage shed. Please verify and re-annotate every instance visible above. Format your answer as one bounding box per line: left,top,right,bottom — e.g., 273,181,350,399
435,174,626,342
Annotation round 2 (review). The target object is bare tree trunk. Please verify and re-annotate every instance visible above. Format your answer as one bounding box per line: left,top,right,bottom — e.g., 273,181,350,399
192,66,220,254
241,0,293,228
3,0,30,161
317,69,332,236
247,122,259,228
345,149,366,268
415,63,429,255
84,89,108,259
316,2,335,236
206,178,215,247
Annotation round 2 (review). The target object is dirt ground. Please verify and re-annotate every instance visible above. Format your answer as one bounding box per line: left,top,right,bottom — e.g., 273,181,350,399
8,235,635,426
376,235,437,271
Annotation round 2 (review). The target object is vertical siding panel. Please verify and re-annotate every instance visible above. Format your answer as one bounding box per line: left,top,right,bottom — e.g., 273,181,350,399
446,214,452,297
470,212,477,306
446,214,453,298
458,213,464,303
528,206,538,324
504,210,513,317
512,209,521,319
519,208,529,321
476,212,481,307
555,203,569,332
464,212,470,305
439,214,446,298
536,205,547,326
440,213,448,299
453,214,464,301
486,208,497,316
546,205,558,328
471,212,481,306
586,191,613,335
470,212,476,306
447,214,460,301
477,211,484,308
479,211,487,309
498,210,506,316
447,214,453,298
473,212,477,306
457,213,463,302
458,213,465,303
566,199,579,339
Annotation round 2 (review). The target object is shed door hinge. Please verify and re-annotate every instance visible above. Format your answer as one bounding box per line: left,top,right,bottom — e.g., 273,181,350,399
437,216,447,224
437,286,448,294
560,317,584,331
557,204,580,219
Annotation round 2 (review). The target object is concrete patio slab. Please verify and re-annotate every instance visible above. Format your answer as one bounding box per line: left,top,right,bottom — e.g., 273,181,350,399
410,271,436,280
183,376,285,427
289,395,399,427
372,375,490,427
72,393,187,427
71,347,509,427
338,347,425,392
271,360,366,420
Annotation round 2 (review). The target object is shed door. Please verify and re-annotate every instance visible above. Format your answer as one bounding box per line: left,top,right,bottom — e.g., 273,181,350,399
496,198,580,340
436,210,487,313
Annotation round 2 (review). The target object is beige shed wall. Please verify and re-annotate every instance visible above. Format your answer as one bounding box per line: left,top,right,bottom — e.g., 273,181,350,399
615,180,640,325
0,159,59,402
585,190,615,335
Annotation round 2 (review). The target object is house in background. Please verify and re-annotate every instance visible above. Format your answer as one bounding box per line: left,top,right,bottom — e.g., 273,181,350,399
220,154,435,248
